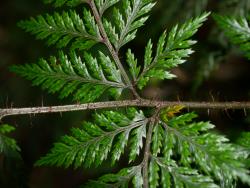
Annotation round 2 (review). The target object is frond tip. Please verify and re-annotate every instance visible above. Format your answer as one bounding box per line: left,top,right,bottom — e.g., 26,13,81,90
95,0,121,16
10,51,125,102
104,0,156,50
137,12,210,89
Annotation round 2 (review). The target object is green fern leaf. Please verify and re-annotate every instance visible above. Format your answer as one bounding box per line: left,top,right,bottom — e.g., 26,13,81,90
149,159,160,188
99,51,122,83
84,166,142,188
129,122,146,162
144,39,153,68
0,124,20,156
151,123,163,156
126,49,141,82
214,14,250,59
236,132,250,149
18,9,101,50
10,51,125,102
168,112,198,127
161,169,171,188
43,0,86,7
0,124,15,135
137,12,210,89
35,109,147,168
153,157,218,188
160,112,250,187
132,168,143,188
104,0,155,50
95,0,121,16
103,18,120,46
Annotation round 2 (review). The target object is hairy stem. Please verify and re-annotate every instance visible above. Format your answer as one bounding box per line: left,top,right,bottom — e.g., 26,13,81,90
142,112,159,188
1,100,250,121
88,0,140,99
142,123,153,188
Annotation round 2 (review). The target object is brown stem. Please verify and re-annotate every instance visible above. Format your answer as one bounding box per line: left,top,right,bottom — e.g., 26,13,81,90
1,99,250,121
88,0,140,99
142,112,159,188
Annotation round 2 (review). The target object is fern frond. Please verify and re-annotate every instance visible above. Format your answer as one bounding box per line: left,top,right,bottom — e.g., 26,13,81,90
214,14,250,59
104,0,155,50
18,9,101,50
10,51,125,102
83,165,142,187
36,109,148,168
137,12,210,89
95,0,121,16
154,112,250,187
151,158,218,188
43,0,86,7
0,124,20,156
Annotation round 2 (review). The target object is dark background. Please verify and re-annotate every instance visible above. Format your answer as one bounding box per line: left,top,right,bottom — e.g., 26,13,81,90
0,0,250,187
